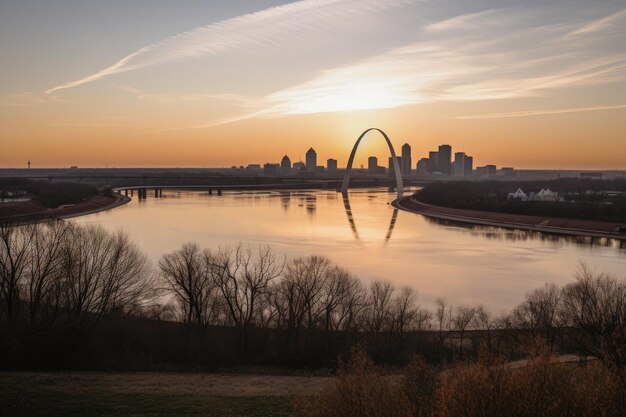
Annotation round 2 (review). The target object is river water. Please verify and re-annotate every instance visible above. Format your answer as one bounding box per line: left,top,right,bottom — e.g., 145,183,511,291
73,188,626,312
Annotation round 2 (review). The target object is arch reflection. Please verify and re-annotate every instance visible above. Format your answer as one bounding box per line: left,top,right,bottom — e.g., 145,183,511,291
342,191,398,243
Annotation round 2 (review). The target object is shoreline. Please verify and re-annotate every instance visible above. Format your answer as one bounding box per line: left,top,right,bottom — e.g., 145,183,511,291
58,192,131,220
393,195,626,241
0,193,131,224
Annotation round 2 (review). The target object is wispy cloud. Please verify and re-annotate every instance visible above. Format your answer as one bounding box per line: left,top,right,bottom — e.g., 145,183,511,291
423,9,499,32
46,0,415,94
195,5,626,125
569,6,626,36
456,104,626,120
112,84,262,107
0,92,45,106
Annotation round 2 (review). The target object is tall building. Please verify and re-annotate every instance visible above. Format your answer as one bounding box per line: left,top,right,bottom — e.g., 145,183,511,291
327,158,338,173
368,156,378,174
263,163,279,176
280,155,291,174
453,152,474,177
416,158,428,176
464,155,473,176
305,147,317,172
453,152,466,176
388,156,401,174
401,143,412,176
427,151,439,173
438,144,452,175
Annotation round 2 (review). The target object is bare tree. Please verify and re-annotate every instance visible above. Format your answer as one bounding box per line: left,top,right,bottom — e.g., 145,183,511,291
25,221,70,325
364,280,394,333
210,244,283,330
159,243,217,325
321,268,365,332
390,287,421,333
453,306,477,359
0,220,38,321
560,265,626,372
435,298,452,357
511,283,562,349
61,224,153,327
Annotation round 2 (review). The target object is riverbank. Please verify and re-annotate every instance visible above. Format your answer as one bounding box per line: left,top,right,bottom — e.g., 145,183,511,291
394,195,626,240
0,193,130,224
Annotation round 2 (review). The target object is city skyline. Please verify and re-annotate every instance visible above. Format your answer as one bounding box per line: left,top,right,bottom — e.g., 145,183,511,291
1,0,625,169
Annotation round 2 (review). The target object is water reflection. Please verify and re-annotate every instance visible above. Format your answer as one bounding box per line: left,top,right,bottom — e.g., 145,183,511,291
424,217,625,249
74,188,625,310
342,191,398,243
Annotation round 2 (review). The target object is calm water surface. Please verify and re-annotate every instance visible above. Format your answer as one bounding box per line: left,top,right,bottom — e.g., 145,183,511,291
74,188,626,312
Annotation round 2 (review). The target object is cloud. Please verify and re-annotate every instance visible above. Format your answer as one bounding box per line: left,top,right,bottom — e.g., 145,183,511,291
569,6,626,36
456,104,626,120
46,0,415,94
199,5,626,124
0,92,46,106
423,9,499,32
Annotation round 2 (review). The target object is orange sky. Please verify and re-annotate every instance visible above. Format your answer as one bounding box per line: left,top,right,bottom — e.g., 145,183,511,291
1,0,625,170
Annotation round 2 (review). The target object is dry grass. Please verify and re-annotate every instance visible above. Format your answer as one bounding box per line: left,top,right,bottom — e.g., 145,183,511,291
295,348,414,417
295,347,626,417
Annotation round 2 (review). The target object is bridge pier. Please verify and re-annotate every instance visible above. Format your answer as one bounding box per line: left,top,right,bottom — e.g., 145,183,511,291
124,189,128,196
154,188,159,198
217,189,222,196
208,188,213,195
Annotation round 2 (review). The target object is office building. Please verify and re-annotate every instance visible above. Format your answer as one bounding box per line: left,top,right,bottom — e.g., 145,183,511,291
401,143,412,176
427,151,439,173
416,158,428,176
280,155,291,174
306,147,317,172
453,152,466,176
263,163,279,176
438,144,452,175
327,158,338,173
464,155,473,176
388,156,402,174
368,156,378,174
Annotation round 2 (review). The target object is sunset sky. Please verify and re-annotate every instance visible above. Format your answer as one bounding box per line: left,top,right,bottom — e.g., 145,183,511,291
1,0,625,169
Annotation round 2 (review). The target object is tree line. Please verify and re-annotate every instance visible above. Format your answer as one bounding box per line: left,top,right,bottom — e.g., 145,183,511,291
1,219,625,370
417,179,626,222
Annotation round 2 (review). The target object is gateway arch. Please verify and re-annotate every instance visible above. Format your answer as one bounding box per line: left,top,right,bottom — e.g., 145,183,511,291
341,128,404,197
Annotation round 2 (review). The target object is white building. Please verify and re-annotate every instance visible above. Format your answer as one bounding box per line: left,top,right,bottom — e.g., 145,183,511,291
507,188,528,201
534,188,560,202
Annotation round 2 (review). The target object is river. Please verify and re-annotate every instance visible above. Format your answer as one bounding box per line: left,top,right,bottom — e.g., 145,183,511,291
73,188,626,312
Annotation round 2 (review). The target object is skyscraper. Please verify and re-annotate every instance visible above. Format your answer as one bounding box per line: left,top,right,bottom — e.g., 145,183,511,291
368,156,378,174
280,155,291,174
388,156,401,174
416,158,428,175
326,158,337,172
305,147,317,172
464,155,473,176
427,151,439,173
453,152,465,176
401,143,412,176
438,144,452,175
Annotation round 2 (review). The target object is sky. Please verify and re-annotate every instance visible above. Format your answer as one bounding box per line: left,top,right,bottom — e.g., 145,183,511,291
1,0,625,169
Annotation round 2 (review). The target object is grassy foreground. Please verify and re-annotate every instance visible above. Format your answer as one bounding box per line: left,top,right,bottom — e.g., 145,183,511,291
0,372,318,417
0,392,292,417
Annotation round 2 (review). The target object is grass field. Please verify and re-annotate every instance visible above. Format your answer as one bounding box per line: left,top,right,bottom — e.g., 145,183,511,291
0,372,329,417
